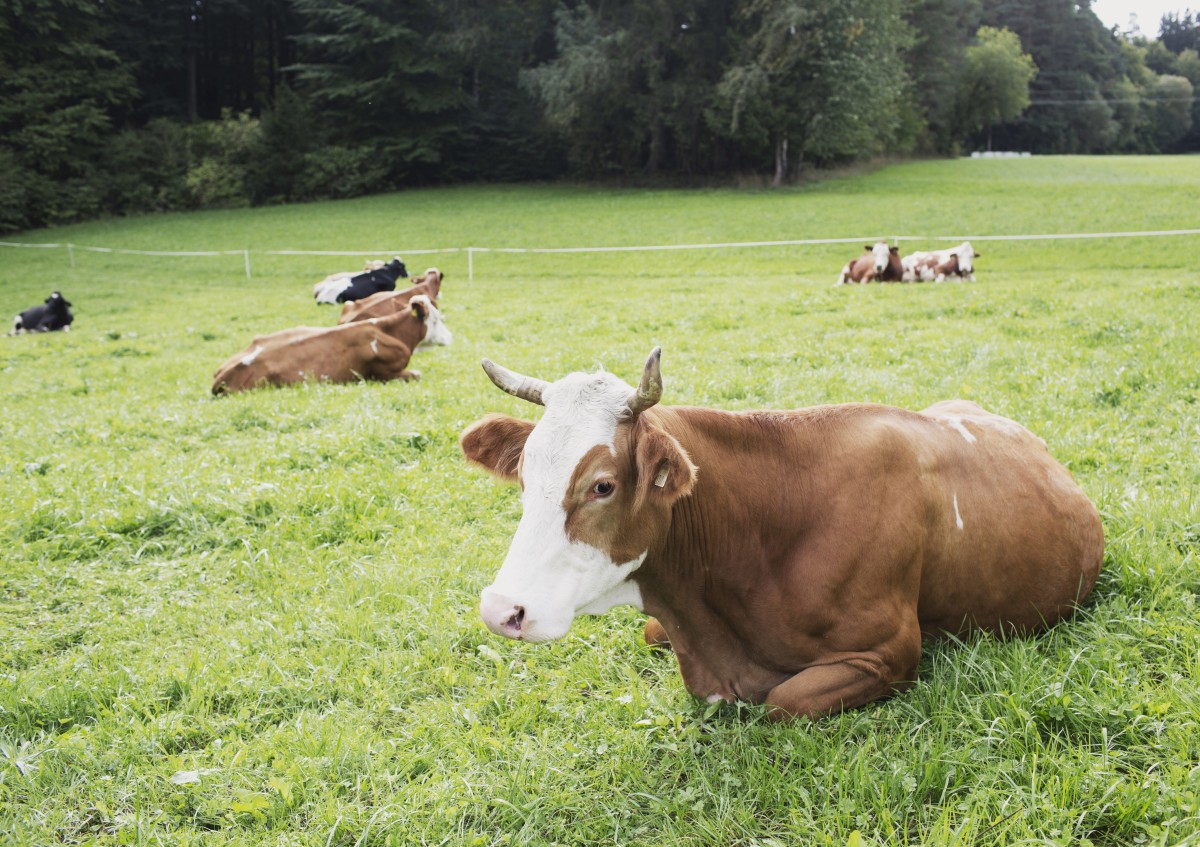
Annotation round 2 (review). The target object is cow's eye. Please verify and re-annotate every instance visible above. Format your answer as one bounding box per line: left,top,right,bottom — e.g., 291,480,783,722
592,480,615,498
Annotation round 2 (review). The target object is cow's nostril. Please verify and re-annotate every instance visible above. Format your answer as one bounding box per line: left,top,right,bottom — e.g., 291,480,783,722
506,606,525,631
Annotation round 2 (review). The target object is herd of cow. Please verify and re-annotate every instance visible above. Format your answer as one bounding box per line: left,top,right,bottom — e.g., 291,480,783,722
211,258,451,394
837,240,979,285
7,259,453,396
8,242,1109,724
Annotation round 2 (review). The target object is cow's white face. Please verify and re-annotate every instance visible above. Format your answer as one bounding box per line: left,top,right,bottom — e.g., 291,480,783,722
478,372,644,641
955,242,976,274
871,241,891,273
462,350,696,643
413,296,452,348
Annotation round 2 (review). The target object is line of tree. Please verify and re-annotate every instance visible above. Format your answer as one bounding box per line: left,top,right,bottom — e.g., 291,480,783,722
2,0,1197,234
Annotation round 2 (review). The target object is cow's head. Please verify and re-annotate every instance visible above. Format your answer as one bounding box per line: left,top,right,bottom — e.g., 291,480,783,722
461,348,697,642
48,292,71,310
867,242,892,273
417,268,444,298
955,242,979,274
411,294,452,347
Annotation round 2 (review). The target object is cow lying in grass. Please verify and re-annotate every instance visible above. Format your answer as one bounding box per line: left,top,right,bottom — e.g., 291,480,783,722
313,259,386,305
460,348,1104,721
212,295,450,394
338,268,445,324
902,242,981,282
12,292,74,334
837,242,904,284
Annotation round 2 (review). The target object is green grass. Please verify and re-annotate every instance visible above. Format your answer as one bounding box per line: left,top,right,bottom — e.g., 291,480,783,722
1,155,1199,846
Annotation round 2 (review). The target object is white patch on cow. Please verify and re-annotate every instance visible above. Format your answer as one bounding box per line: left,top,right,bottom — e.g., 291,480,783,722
836,264,851,285
947,416,977,444
313,275,353,304
576,579,645,615
479,370,648,642
953,493,964,531
241,345,265,366
414,296,452,348
955,241,975,275
871,241,891,273
370,338,379,355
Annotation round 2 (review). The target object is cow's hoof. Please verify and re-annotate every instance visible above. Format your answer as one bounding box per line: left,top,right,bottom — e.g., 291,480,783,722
644,618,672,651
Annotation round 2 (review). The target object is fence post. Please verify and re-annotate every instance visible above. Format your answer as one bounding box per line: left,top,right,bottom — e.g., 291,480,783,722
244,249,251,280
468,247,474,284
67,243,75,268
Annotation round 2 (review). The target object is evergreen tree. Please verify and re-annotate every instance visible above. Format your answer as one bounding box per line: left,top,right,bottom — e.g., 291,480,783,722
903,0,982,153
288,0,469,184
0,0,136,230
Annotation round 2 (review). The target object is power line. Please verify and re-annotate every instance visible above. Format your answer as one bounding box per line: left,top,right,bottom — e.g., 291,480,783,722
1029,96,1200,105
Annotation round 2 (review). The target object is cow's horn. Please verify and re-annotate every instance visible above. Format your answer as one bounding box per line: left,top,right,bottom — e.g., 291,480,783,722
626,347,663,417
482,359,547,406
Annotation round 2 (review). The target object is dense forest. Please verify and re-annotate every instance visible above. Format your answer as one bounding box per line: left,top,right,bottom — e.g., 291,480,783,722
2,0,1198,233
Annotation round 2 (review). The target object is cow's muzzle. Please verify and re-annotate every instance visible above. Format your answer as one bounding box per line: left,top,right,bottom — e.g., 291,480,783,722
480,590,526,639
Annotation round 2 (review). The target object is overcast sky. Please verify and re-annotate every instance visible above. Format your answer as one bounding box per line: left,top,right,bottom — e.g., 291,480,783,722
1089,0,1195,36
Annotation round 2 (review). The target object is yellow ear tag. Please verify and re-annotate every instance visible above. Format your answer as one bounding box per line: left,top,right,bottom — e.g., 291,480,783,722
654,468,669,488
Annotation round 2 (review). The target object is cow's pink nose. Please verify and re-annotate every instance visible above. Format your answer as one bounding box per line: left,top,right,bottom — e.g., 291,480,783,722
480,591,525,639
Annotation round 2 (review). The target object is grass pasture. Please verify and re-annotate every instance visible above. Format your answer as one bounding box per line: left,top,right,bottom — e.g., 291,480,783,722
1,156,1199,845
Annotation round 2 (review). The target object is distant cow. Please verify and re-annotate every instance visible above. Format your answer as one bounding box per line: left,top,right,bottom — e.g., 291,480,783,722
338,268,445,324
837,242,903,284
11,292,74,334
314,260,386,305
335,257,408,304
460,348,1104,721
903,242,980,282
212,294,451,394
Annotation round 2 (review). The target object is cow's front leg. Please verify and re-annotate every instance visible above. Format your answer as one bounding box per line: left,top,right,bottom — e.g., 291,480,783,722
762,654,899,720
763,627,921,721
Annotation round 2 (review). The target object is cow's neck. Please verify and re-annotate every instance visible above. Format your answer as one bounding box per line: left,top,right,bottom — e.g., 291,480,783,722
630,405,826,701
374,312,419,344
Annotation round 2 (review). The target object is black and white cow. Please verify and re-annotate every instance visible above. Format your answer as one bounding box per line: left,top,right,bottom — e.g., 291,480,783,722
336,258,409,303
12,292,74,334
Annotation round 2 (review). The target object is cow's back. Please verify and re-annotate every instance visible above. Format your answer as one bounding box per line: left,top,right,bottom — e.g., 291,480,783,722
338,280,438,324
650,402,1102,655
213,323,372,392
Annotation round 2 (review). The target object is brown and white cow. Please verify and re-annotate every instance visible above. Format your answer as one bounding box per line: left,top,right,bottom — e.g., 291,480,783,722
902,242,980,282
837,242,904,284
460,348,1104,721
337,268,445,324
212,295,451,394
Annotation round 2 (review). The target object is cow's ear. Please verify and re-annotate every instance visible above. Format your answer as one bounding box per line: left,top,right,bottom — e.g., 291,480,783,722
411,299,429,321
973,250,981,257
890,246,899,254
634,424,697,509
864,245,872,251
461,413,534,482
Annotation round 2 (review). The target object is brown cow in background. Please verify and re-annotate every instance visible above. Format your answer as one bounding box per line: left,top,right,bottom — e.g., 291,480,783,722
338,268,445,324
837,242,904,284
212,295,451,394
